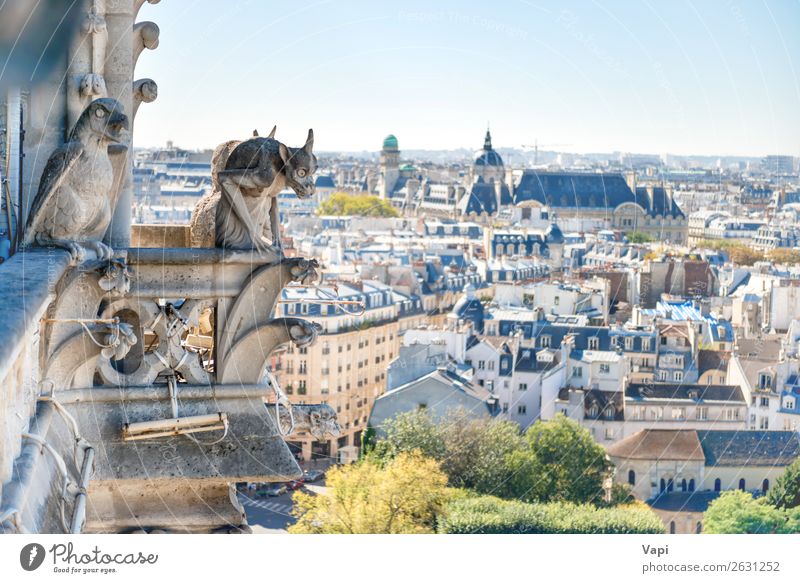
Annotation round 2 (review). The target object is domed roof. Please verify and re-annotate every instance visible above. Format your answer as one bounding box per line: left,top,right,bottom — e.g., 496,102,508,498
474,129,503,167
382,134,399,151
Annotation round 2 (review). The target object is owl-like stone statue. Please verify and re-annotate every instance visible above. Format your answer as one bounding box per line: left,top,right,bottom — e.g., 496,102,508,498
23,98,129,260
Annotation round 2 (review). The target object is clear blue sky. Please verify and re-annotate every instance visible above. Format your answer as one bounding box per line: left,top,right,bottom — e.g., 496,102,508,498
134,0,800,157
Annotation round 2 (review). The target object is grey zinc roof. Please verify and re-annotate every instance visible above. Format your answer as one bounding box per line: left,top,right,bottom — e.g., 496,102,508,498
626,382,745,403
696,430,800,467
648,491,720,512
513,171,637,210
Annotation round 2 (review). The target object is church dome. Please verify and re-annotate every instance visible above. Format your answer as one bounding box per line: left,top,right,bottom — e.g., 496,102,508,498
474,129,503,167
382,134,399,151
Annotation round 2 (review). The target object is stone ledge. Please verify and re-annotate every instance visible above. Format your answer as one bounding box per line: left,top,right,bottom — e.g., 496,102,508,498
0,248,72,382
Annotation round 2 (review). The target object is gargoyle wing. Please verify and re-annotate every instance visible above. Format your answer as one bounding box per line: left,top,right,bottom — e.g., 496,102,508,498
24,141,84,244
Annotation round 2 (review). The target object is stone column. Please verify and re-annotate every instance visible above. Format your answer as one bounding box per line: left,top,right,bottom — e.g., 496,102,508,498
103,0,159,248
103,0,134,248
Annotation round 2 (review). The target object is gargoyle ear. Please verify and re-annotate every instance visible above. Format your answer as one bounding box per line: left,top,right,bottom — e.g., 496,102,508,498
303,129,314,153
253,129,259,137
267,125,276,139
279,143,291,165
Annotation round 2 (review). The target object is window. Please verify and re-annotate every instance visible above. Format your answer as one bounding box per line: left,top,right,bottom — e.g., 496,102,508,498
784,396,796,410
604,428,614,439
322,342,330,355
696,407,708,420
759,417,769,430
681,478,687,492
298,380,307,395
299,361,307,374
540,335,551,348
628,470,636,486
671,407,686,420
572,366,583,378
624,337,634,350
759,373,773,390
739,478,746,491
517,405,527,415
650,407,664,421
661,336,667,346
673,371,683,382
669,521,676,534
320,380,329,394
724,408,740,421
554,296,560,306
478,360,485,370
518,383,528,391
588,337,600,350
657,370,668,381
488,361,495,371
689,479,695,492
599,363,610,374
762,479,769,493
502,403,509,414
588,403,599,418
642,338,651,351
714,478,721,492
760,396,770,407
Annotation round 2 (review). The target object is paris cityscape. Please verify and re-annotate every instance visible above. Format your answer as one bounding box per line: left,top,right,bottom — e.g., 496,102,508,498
1,1,799,579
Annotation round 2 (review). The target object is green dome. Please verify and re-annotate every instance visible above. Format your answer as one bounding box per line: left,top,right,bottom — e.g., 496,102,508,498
382,134,398,150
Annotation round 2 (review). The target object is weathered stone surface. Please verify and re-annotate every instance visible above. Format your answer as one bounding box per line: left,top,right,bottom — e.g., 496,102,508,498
190,130,317,252
22,98,129,260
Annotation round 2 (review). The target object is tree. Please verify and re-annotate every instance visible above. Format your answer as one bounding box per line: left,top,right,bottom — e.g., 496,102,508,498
289,452,449,534
318,192,399,217
368,409,525,496
767,248,800,266
505,416,611,505
767,458,800,509
626,231,655,244
703,490,790,534
726,245,764,266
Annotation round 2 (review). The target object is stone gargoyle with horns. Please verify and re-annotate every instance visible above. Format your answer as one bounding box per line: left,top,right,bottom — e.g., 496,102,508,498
23,98,129,260
190,127,317,253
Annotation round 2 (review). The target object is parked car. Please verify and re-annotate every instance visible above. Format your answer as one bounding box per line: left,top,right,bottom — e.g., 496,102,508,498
303,469,325,482
256,484,287,497
286,480,305,491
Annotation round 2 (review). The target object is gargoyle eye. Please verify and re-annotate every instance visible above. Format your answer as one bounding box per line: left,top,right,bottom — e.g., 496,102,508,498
95,108,106,118
297,168,307,178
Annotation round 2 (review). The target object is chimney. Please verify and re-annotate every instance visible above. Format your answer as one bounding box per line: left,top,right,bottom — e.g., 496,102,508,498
624,170,636,192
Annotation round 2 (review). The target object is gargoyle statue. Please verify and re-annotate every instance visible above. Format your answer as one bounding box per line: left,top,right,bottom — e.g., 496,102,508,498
288,319,321,348
189,127,317,253
23,98,129,260
277,404,341,440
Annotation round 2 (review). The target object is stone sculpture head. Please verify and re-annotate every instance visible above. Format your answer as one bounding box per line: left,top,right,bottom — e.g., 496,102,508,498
307,404,341,439
72,98,129,144
278,129,317,198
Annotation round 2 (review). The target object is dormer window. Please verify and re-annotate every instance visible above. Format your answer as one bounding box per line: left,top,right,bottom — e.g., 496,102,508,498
588,337,600,350
540,335,551,348
759,373,773,390
587,403,599,418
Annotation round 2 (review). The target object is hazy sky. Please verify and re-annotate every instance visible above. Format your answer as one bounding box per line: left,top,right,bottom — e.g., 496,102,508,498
134,0,800,157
